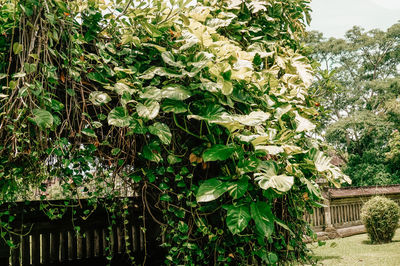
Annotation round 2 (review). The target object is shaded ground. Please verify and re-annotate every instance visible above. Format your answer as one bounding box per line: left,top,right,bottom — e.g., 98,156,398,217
309,229,400,265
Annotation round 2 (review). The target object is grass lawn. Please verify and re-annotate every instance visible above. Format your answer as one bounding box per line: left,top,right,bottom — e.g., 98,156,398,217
308,229,400,265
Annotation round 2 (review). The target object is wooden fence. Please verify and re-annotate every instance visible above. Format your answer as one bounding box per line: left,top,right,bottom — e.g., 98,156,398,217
0,198,162,266
2,185,400,264
305,185,400,237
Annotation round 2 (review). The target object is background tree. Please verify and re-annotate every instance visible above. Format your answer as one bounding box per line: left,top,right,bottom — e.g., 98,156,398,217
306,23,400,186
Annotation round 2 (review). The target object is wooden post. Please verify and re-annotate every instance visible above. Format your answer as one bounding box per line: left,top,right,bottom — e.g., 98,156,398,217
322,187,338,238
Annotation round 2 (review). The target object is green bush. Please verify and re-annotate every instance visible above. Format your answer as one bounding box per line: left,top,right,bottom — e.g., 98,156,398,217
361,196,400,243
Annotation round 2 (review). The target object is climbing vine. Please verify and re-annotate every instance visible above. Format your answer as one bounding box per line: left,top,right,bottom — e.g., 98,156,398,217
0,0,350,264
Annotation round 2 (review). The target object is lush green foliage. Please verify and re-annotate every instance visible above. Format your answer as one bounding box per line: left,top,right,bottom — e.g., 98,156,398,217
0,0,349,264
361,196,400,244
306,24,400,186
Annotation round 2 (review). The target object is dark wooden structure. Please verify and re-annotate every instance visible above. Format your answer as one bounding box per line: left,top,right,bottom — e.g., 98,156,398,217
305,184,400,238
0,198,161,265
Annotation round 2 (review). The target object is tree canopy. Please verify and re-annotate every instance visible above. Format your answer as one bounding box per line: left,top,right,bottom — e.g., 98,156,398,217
0,0,348,264
306,23,400,186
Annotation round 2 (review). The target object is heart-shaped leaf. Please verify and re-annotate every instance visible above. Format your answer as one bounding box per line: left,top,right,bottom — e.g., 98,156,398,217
196,178,228,202
108,107,131,127
225,204,251,235
203,145,235,162
149,122,172,145
250,202,274,238
137,101,160,120
32,109,53,129
89,91,111,106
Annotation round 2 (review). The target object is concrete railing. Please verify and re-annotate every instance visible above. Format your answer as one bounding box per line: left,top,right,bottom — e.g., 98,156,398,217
306,185,400,238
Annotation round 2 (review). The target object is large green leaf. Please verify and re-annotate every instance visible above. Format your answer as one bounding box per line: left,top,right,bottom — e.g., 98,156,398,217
161,85,191,101
203,145,235,162
294,111,315,132
13,42,23,55
310,150,351,185
221,80,233,95
161,51,184,68
87,72,108,84
140,86,162,101
139,67,182,79
136,101,160,120
250,202,274,238
234,111,270,126
162,99,188,114
32,109,53,129
148,122,172,145
108,107,131,127
291,54,313,87
255,145,284,155
113,82,135,95
81,128,97,138
225,204,251,235
254,173,294,192
142,142,162,163
24,63,37,74
227,177,248,199
89,91,111,106
196,178,228,202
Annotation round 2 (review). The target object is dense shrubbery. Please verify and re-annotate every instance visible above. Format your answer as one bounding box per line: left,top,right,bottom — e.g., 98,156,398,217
0,0,350,264
361,196,400,244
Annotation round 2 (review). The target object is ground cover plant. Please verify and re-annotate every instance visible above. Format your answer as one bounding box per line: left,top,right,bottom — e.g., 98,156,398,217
0,0,349,264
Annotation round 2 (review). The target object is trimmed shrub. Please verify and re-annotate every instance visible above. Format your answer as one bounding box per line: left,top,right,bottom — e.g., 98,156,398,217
361,196,400,243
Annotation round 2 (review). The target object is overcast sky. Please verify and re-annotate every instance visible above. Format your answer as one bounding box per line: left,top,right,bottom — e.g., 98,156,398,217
308,0,400,38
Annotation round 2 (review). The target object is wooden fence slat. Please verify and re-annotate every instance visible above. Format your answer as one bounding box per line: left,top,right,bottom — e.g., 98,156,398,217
31,232,40,265
102,229,107,256
126,224,133,255
60,231,67,262
86,229,94,259
77,233,85,259
140,225,144,252
21,234,30,265
340,205,344,223
42,232,50,264
347,205,350,223
50,232,60,263
68,231,77,261
10,235,20,266
132,225,138,253
117,226,125,254
94,228,101,257
111,226,118,255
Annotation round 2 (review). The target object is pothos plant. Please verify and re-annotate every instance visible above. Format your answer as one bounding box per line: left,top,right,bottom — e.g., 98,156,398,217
0,0,350,265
